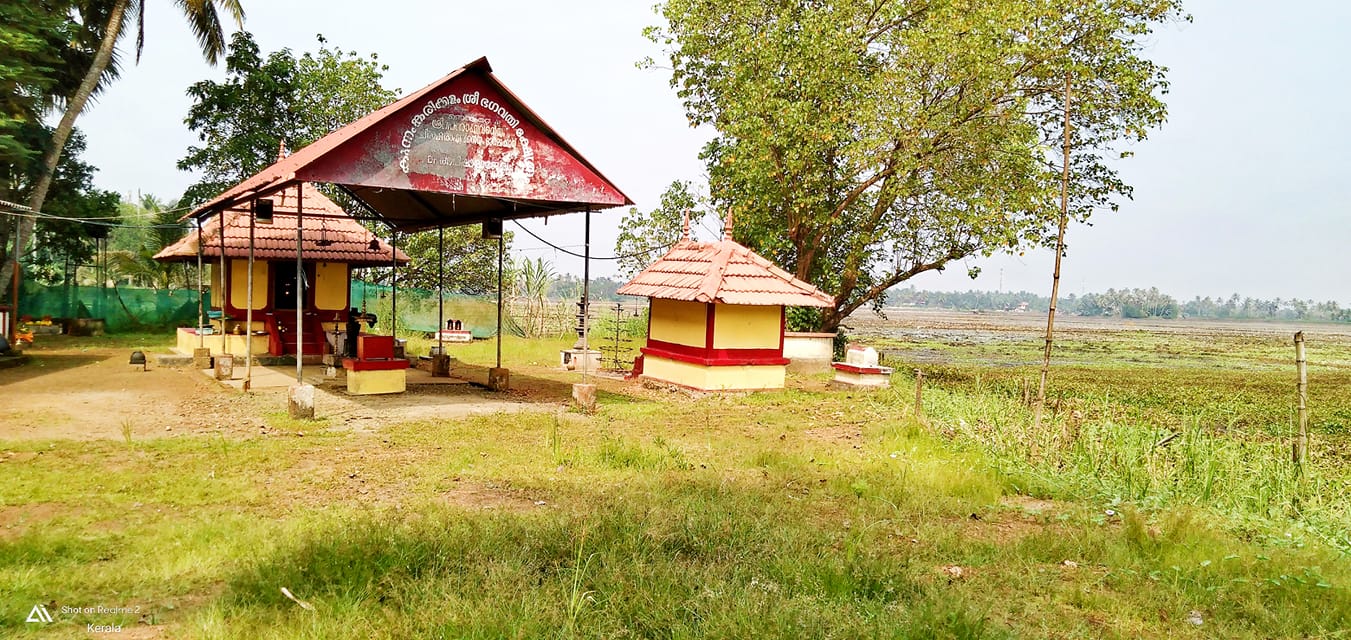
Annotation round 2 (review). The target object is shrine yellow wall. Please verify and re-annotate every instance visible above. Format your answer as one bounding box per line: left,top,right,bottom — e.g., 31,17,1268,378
228,259,268,310
314,262,349,311
642,354,786,391
712,304,782,350
648,298,708,348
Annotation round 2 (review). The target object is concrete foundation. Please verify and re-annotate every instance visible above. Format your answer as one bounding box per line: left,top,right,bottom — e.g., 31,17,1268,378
193,347,212,369
288,383,316,419
783,332,835,374
572,383,597,412
560,349,602,372
641,354,786,391
831,363,893,388
431,354,452,377
214,354,235,380
488,367,510,391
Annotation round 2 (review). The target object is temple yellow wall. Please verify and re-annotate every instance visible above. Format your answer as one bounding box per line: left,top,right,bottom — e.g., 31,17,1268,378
176,328,269,358
648,298,708,347
228,259,268,310
209,264,223,309
314,262,349,311
642,355,786,391
712,304,782,350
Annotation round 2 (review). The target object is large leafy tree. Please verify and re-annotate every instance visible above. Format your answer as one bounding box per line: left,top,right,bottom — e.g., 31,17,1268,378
1,1,123,292
177,31,396,206
614,180,710,278
390,228,506,295
1,125,120,286
646,0,1185,331
9,0,243,292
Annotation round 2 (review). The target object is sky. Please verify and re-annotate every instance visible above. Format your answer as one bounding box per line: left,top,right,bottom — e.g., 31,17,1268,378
72,0,1351,304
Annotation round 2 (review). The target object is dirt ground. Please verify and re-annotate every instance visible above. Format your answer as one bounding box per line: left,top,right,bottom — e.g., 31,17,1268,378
0,340,561,440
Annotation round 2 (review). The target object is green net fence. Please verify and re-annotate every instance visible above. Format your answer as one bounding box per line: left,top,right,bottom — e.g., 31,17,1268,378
18,280,641,343
18,284,204,333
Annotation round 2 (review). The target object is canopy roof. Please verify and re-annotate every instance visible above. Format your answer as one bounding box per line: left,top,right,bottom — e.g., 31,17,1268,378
618,220,834,308
155,182,409,266
186,57,631,231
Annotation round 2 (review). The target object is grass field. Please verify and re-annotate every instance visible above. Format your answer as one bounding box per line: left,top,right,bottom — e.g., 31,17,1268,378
1,315,1349,638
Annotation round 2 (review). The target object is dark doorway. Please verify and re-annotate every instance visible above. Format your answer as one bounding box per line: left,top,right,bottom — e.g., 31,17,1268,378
272,262,311,310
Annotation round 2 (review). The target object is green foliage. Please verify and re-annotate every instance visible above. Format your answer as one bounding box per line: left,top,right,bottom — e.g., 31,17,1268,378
0,1,121,167
390,227,506,296
1,126,119,286
614,180,710,277
105,195,195,290
647,0,1186,330
177,31,398,206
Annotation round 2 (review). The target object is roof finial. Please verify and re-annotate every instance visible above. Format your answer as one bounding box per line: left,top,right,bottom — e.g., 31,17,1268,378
277,139,288,163
723,207,734,242
681,209,691,241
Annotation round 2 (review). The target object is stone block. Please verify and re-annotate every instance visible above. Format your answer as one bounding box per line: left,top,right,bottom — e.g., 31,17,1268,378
214,354,234,380
431,354,452,377
572,383,597,412
288,383,315,419
488,367,510,391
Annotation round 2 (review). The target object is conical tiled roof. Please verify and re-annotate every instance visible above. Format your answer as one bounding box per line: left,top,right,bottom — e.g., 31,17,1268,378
154,183,408,267
618,237,834,307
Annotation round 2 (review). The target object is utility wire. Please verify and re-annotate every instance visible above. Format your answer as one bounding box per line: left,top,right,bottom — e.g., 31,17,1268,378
510,220,675,261
0,198,196,229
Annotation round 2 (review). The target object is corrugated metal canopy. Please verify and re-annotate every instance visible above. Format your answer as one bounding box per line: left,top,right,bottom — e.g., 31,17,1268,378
185,57,632,230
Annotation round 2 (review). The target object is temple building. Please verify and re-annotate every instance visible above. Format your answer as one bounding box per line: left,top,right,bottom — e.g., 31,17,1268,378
617,215,834,391
154,183,409,359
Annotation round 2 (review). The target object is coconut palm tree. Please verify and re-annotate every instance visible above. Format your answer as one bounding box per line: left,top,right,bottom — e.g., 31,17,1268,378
17,0,243,275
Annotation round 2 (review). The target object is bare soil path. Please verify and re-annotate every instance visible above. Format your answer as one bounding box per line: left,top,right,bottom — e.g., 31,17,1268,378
0,338,575,440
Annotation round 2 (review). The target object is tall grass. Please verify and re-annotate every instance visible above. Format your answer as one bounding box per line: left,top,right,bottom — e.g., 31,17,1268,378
919,368,1351,554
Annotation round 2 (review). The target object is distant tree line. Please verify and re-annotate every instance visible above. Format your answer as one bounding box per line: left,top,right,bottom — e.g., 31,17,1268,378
887,286,1351,322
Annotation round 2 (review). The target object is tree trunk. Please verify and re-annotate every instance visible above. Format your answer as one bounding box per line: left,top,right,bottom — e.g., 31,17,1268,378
2,0,129,290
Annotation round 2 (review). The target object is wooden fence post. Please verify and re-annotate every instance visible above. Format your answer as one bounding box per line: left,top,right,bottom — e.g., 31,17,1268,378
1294,331,1308,464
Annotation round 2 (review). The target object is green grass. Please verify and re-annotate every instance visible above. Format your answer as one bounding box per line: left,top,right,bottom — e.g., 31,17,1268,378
2,326,1350,637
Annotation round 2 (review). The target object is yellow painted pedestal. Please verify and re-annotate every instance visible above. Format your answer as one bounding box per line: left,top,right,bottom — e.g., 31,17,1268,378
346,368,406,395
642,355,786,391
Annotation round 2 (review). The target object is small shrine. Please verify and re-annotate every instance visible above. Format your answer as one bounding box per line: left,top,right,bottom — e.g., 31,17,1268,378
154,182,409,360
617,213,834,391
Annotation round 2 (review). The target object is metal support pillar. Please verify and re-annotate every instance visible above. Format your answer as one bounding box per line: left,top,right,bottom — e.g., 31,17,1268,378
246,200,255,389
295,184,305,383
437,225,444,355
496,232,503,369
582,208,591,381
390,232,398,337
218,211,226,344
196,223,204,348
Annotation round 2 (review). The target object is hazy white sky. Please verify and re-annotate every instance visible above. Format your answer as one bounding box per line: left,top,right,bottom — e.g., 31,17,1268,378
73,0,1350,303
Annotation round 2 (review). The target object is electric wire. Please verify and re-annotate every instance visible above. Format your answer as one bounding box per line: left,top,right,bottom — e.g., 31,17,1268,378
510,220,676,261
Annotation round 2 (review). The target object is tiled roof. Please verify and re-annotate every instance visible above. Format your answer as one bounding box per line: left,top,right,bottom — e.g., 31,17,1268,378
617,238,834,307
154,183,409,266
